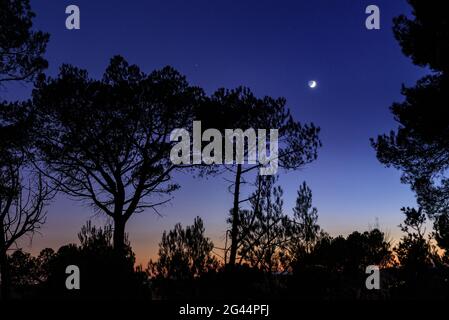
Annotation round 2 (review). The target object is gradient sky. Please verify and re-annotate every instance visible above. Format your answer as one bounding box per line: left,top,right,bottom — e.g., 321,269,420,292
5,0,428,265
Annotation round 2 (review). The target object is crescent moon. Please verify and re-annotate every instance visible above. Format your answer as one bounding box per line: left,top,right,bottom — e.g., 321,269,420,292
308,80,317,88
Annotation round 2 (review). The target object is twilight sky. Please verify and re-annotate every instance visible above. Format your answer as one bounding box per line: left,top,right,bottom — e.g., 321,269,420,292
6,0,428,264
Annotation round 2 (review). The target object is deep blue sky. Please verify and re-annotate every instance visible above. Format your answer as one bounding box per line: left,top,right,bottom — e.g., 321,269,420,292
9,0,427,263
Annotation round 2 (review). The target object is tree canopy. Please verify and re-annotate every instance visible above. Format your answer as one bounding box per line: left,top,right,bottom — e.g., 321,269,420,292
0,0,48,84
32,56,204,252
372,0,449,253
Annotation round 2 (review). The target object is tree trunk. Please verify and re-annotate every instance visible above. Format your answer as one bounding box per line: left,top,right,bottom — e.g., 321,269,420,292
0,221,10,300
113,216,126,255
0,251,9,300
228,164,242,267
